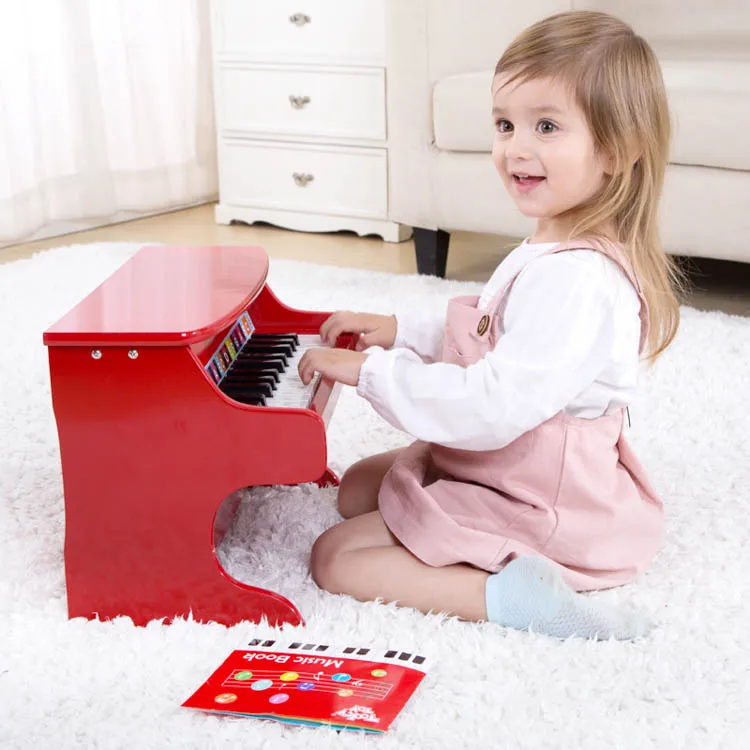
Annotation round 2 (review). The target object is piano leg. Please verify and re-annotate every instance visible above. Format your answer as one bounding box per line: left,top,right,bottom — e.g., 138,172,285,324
60,469,305,628
315,468,340,488
59,466,303,625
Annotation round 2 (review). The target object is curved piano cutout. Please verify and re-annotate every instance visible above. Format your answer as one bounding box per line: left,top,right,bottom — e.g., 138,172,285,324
210,490,304,628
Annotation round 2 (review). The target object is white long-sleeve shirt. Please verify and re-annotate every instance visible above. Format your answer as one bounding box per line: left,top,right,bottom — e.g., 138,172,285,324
355,239,642,451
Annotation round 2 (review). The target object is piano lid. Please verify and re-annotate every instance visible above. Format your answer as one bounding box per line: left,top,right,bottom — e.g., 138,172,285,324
43,245,269,346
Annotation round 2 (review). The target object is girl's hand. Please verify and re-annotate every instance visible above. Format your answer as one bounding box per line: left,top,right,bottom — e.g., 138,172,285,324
320,311,397,351
298,348,369,387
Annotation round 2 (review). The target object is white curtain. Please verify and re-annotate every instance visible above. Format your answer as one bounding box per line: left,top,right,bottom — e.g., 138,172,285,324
0,0,217,247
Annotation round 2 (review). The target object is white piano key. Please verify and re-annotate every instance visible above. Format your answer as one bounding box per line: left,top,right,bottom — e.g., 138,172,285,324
265,334,326,409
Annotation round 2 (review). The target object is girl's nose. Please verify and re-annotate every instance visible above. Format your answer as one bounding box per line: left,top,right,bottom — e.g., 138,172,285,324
505,131,534,161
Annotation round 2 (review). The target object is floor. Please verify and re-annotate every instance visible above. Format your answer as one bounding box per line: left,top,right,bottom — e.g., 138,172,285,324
3,203,749,317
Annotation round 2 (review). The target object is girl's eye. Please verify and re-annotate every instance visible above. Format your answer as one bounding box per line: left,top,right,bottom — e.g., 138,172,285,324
495,119,513,133
537,119,558,134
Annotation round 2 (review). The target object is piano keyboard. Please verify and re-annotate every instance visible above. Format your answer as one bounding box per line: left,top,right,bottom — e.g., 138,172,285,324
217,333,325,409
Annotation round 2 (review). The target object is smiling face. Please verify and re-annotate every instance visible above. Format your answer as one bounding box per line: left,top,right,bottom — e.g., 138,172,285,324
491,74,612,242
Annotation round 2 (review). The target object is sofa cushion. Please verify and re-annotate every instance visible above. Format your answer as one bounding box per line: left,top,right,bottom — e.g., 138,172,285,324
433,61,750,171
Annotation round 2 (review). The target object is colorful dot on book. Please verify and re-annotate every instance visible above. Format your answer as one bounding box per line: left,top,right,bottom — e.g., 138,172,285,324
269,693,290,705
337,689,354,697
371,669,387,678
298,682,315,691
234,671,253,681
280,672,299,682
332,673,351,683
251,679,273,691
214,693,238,704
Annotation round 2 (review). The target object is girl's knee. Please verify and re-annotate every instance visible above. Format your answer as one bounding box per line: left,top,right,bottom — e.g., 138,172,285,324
337,472,364,519
310,526,347,593
337,450,400,519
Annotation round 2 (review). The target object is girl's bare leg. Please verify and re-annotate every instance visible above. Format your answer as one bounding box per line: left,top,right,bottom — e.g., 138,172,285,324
310,514,649,639
310,510,489,622
336,449,404,519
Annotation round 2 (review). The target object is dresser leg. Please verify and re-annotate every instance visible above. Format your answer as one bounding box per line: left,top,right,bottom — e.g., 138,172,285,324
414,228,450,277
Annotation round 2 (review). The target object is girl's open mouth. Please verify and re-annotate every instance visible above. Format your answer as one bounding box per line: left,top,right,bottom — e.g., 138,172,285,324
512,173,546,194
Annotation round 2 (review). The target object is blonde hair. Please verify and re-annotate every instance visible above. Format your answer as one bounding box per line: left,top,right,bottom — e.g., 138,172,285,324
495,10,685,362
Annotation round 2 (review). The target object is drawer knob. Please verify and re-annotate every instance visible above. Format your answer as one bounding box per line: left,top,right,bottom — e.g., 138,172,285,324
289,94,311,109
289,13,311,26
292,172,315,187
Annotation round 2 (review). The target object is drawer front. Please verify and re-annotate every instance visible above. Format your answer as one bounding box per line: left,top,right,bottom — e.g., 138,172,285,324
218,66,385,141
219,141,387,218
213,0,385,65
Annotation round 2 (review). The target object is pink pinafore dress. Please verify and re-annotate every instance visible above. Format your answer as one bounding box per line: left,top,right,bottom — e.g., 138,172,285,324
378,240,664,591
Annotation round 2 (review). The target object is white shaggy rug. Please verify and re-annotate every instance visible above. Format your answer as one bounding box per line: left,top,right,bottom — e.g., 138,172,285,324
1,242,749,749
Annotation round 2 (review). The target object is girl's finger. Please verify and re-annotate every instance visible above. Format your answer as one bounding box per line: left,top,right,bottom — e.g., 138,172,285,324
319,315,337,340
321,318,344,345
323,325,342,346
297,351,312,384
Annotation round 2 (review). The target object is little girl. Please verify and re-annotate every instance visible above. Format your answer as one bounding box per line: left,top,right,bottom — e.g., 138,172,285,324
298,10,683,639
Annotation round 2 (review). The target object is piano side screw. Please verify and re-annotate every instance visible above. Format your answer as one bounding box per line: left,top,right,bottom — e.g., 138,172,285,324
128,350,139,360
91,350,102,360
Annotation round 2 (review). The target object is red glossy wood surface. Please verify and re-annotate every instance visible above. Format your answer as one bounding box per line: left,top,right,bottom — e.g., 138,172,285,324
44,245,269,346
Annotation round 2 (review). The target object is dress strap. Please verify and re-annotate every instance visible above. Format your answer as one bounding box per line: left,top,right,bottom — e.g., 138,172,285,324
486,238,650,356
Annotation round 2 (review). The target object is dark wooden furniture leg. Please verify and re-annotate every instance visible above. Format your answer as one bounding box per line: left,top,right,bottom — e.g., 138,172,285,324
414,228,450,277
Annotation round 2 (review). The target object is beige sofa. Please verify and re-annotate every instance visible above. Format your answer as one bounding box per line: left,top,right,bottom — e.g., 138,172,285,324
385,0,750,275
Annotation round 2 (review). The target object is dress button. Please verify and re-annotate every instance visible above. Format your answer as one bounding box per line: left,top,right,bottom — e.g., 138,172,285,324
476,315,490,335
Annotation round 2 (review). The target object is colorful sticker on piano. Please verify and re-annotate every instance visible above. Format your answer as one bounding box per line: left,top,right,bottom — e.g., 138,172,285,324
239,314,253,337
205,312,255,385
208,361,222,384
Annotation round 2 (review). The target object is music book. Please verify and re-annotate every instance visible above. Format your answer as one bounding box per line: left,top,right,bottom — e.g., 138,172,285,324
182,638,429,733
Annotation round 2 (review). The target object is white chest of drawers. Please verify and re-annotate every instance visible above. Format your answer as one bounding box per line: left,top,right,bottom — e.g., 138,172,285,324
210,0,410,243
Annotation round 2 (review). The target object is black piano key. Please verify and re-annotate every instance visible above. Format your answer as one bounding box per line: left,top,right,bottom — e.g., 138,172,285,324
236,351,287,365
242,339,292,350
221,390,267,406
232,358,286,374
254,333,299,347
224,394,266,407
223,382,273,399
224,366,278,382
242,342,294,358
223,374,278,391
221,380,272,395
227,364,281,383
227,364,278,376
238,346,288,357
221,384,268,398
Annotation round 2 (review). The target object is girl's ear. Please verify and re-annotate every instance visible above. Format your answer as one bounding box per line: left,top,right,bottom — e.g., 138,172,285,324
600,148,616,177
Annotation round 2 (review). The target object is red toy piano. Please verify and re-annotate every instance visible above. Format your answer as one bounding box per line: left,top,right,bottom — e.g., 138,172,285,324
43,245,353,628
